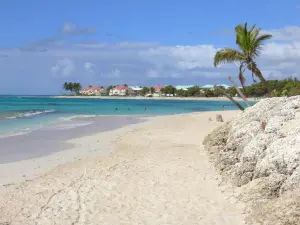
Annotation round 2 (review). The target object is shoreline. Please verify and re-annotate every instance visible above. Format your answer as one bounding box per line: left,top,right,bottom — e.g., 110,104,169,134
52,95,259,102
0,115,158,195
0,116,144,163
0,110,245,224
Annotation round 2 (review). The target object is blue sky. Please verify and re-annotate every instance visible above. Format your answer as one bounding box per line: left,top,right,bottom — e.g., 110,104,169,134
0,0,300,94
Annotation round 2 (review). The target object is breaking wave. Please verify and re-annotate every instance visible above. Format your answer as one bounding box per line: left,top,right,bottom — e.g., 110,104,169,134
5,109,56,119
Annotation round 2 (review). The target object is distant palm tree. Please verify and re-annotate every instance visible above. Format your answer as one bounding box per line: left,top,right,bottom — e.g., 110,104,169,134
150,87,155,94
214,22,272,89
73,83,82,94
63,82,68,91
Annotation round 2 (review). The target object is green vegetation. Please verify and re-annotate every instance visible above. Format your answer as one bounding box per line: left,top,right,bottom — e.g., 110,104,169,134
106,85,116,95
140,87,150,96
161,85,176,95
214,22,272,89
150,87,155,94
206,78,300,98
247,78,300,97
175,85,225,97
63,82,82,94
164,79,300,98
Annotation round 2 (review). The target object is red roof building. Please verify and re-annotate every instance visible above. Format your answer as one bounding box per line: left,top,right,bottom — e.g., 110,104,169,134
112,85,129,90
153,85,165,90
80,86,106,95
109,86,129,96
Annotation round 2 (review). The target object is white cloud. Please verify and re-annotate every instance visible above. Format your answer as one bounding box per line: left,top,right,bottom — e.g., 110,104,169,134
263,26,300,41
261,42,300,60
117,42,160,49
62,22,77,33
3,23,300,94
140,45,216,70
84,62,95,73
61,22,96,36
51,58,75,76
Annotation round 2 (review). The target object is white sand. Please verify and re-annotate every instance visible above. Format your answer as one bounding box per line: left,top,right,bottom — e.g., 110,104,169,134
0,111,246,225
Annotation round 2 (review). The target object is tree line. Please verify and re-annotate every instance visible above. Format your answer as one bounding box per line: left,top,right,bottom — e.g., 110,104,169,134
139,79,300,98
63,82,82,94
62,79,300,98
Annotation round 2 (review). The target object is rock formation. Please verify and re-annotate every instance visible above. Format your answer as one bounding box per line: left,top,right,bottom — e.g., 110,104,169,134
216,114,224,122
204,96,300,225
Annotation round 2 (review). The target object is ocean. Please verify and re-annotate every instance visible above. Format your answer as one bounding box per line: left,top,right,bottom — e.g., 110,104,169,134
0,96,253,137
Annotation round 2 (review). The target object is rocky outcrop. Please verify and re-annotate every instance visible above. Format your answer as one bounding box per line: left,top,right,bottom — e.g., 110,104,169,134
203,96,300,225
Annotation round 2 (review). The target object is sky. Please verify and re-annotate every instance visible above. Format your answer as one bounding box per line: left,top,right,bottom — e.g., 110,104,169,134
0,0,300,95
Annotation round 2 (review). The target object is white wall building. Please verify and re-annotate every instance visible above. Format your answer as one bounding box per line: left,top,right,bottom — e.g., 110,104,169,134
109,85,129,96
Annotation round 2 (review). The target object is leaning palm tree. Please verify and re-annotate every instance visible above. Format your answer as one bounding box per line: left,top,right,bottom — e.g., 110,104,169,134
214,22,272,89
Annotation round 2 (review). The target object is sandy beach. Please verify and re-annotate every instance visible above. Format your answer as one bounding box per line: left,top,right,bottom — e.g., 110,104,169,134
0,111,246,225
53,95,258,102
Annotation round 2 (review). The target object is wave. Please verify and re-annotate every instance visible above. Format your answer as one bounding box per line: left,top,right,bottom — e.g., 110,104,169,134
51,121,93,130
58,114,97,122
5,109,56,119
0,128,34,138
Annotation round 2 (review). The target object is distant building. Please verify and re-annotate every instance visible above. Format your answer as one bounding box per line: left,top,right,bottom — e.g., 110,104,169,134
217,84,231,89
80,86,106,95
175,85,194,91
128,86,142,96
152,85,165,97
201,84,231,90
201,84,215,89
109,85,129,96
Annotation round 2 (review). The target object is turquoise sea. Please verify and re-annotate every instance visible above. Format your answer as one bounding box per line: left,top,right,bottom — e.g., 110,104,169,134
0,96,253,137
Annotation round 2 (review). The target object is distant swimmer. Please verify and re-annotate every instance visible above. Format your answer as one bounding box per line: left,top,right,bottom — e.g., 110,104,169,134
115,108,118,111
144,107,147,111
222,105,231,108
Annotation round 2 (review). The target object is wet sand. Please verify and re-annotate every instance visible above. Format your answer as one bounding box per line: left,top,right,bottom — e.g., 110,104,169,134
0,116,143,163
0,116,145,195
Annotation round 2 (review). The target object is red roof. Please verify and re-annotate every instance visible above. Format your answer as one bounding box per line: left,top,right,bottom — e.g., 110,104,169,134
81,86,105,92
113,85,128,90
153,85,165,90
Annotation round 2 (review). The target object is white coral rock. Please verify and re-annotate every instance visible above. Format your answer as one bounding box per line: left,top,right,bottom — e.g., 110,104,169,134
254,135,300,178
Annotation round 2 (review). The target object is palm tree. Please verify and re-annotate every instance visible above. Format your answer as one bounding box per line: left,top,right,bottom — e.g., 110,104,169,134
150,87,155,94
63,82,68,91
214,22,272,89
73,83,82,94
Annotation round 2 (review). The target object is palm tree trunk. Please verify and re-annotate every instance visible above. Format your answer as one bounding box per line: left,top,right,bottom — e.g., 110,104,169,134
228,76,250,107
251,64,267,84
214,85,244,111
249,62,270,94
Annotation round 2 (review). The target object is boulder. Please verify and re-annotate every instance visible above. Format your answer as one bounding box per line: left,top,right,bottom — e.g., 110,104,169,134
216,114,224,122
203,96,300,224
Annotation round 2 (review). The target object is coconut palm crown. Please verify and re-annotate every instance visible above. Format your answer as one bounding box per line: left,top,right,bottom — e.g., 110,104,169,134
213,22,272,87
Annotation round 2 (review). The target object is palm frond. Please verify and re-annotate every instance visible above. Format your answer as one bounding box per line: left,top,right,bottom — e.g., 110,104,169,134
235,24,245,48
250,33,273,57
235,22,254,55
213,48,244,67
